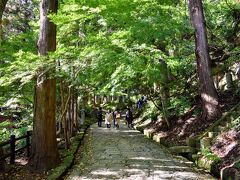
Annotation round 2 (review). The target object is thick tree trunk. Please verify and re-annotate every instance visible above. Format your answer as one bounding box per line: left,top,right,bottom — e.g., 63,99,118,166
159,86,170,127
31,76,60,170
0,0,8,42
0,0,7,21
0,0,7,150
188,0,220,120
159,59,171,127
0,147,5,171
29,0,60,171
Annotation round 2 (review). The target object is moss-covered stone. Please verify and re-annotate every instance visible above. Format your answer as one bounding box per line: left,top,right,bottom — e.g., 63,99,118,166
197,156,215,170
143,129,154,138
152,133,168,145
169,146,197,154
192,154,200,161
200,137,212,149
135,126,144,133
186,136,199,147
208,132,218,138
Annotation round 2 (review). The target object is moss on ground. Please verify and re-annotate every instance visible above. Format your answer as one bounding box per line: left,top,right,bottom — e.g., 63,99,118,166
47,117,93,180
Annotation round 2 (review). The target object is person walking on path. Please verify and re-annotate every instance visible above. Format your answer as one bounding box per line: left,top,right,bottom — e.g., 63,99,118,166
97,107,103,127
115,117,120,129
112,109,117,128
125,108,133,128
137,99,143,109
80,109,85,125
105,109,113,128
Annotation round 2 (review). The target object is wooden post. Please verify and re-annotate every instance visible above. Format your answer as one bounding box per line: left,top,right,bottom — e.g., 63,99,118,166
26,131,31,157
10,135,15,164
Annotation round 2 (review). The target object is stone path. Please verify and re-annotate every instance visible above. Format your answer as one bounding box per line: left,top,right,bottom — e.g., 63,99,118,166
65,121,215,180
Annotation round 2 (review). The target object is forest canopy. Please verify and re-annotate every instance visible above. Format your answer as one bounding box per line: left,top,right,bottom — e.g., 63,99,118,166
0,0,239,104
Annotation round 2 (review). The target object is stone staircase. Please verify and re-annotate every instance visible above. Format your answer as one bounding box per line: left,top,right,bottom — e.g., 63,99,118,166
186,103,240,178
138,103,240,179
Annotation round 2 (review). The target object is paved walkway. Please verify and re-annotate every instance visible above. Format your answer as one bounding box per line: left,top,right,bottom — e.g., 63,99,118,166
65,121,214,180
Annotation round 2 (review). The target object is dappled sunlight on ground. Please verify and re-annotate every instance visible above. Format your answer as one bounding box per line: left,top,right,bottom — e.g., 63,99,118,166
15,157,28,165
65,121,214,180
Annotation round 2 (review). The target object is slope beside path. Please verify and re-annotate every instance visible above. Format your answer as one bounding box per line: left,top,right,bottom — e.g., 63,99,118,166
65,121,215,180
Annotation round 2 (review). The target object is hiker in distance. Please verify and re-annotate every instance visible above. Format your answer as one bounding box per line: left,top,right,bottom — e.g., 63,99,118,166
97,107,103,127
105,109,113,128
112,109,117,128
125,107,133,128
115,109,121,129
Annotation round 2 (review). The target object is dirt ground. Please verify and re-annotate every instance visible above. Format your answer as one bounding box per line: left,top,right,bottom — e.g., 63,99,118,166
0,157,47,180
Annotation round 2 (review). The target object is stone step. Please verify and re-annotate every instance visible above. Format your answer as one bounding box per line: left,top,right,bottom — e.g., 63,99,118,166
200,137,212,149
152,133,168,146
143,129,154,138
186,136,200,147
135,126,144,133
169,146,197,154
208,132,218,138
192,154,200,161
197,156,215,171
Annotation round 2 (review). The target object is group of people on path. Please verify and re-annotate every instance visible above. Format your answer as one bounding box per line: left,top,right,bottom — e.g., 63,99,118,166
97,107,133,129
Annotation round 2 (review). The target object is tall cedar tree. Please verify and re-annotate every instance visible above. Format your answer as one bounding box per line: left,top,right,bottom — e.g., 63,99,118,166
29,0,60,170
0,0,7,20
188,0,220,120
0,0,8,41
0,0,8,171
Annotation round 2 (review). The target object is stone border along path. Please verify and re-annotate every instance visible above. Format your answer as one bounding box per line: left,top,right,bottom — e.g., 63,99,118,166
65,120,215,180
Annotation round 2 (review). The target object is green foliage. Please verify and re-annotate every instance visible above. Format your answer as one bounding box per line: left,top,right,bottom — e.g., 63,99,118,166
0,0,239,145
141,101,159,121
0,118,32,143
169,96,191,115
204,0,240,70
226,111,240,131
235,160,240,169
49,0,188,97
200,148,221,163
233,116,240,127
0,121,13,141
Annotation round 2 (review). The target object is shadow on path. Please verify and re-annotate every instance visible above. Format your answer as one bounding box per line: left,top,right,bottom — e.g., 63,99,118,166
65,121,214,180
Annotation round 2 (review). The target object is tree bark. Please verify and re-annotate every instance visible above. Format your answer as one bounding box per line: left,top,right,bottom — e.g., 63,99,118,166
71,89,77,136
188,0,220,120
73,92,78,132
0,0,7,20
68,87,73,137
60,81,70,149
0,0,8,42
0,147,5,171
159,59,171,127
29,0,60,171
